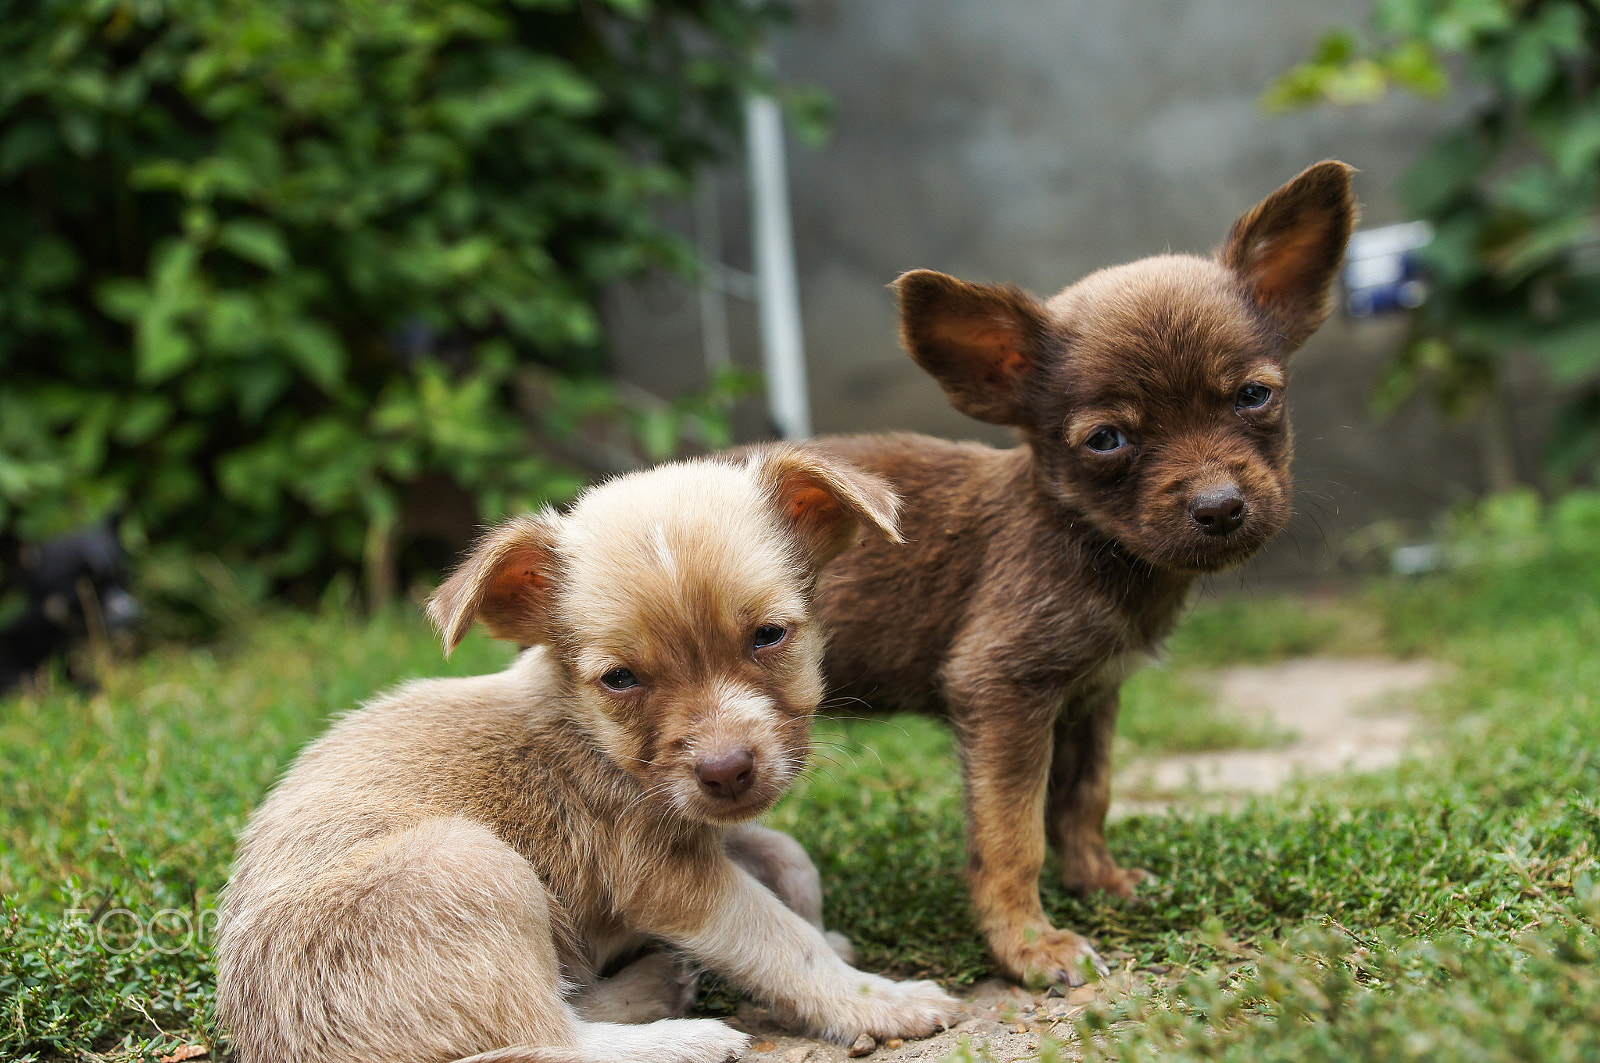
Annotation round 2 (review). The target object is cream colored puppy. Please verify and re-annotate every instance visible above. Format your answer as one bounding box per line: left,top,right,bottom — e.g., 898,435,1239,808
215,447,960,1063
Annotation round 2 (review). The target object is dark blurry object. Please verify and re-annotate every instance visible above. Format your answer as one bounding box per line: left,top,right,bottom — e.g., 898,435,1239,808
1343,221,1432,318
0,525,142,694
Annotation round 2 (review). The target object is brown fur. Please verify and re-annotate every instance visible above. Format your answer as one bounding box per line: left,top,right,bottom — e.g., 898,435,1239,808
215,447,959,1063
810,161,1357,985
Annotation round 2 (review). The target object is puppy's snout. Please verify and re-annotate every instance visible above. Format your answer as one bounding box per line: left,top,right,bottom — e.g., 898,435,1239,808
1189,485,1247,536
695,748,756,799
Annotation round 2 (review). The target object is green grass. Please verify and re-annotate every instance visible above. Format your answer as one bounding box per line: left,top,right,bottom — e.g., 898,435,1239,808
5,490,1600,1061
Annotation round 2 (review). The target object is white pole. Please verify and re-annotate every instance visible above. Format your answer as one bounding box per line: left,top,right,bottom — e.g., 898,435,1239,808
694,174,733,374
745,90,812,439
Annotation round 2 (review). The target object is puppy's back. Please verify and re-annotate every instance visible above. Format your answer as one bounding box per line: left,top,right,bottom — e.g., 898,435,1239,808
225,650,555,903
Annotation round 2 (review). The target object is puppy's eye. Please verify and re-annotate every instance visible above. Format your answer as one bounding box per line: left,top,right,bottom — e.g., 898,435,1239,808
1235,384,1273,410
1085,427,1128,453
753,625,787,650
600,667,640,691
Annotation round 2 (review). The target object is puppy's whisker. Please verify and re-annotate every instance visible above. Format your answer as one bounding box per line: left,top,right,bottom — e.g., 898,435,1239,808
811,743,866,772
813,710,915,740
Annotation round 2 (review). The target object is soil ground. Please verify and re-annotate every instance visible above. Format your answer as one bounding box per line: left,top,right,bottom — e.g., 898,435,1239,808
732,656,1444,1063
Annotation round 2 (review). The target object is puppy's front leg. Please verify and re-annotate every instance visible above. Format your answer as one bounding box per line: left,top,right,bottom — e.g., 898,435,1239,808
949,678,1109,987
669,865,960,1045
1048,686,1150,898
724,822,857,964
724,822,824,927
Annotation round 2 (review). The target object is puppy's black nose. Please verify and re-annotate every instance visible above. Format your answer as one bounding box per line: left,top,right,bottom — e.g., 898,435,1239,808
1189,486,1247,536
696,749,755,799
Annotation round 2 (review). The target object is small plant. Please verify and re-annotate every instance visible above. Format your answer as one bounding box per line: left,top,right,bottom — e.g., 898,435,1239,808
1268,0,1600,479
0,0,787,613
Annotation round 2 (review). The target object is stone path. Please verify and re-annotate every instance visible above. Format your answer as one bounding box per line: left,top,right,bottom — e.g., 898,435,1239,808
1116,657,1444,810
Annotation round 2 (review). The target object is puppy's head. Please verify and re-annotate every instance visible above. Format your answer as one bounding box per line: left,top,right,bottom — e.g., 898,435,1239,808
427,448,900,823
895,160,1356,573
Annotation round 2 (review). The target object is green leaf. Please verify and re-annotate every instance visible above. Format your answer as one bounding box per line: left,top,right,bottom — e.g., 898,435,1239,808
150,238,202,301
0,121,57,177
1502,29,1554,99
19,235,81,291
1491,164,1568,217
1533,2,1586,56
216,218,290,272
1383,39,1449,96
94,278,151,321
636,407,678,461
1492,213,1598,282
1528,320,1600,383
115,395,173,445
58,109,98,157
135,317,196,383
279,322,346,394
1400,128,1494,217
233,361,292,422
1550,107,1600,182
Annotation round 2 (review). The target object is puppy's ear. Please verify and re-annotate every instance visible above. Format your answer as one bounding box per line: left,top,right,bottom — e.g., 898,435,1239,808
427,513,561,656
1219,159,1357,349
754,446,903,569
894,269,1050,425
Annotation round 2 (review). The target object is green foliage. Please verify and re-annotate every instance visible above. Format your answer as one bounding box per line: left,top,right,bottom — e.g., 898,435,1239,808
1081,915,1600,1062
1267,0,1600,476
0,606,517,1060
0,0,782,600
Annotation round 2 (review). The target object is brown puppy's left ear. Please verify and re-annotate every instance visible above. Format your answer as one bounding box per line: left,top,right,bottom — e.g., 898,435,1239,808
426,513,561,656
894,269,1051,426
1219,159,1357,350
753,445,903,569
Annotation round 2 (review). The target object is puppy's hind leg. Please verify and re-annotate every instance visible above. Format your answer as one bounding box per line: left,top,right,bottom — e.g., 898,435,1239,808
223,816,745,1063
572,950,699,1024
220,816,580,1063
1047,689,1151,899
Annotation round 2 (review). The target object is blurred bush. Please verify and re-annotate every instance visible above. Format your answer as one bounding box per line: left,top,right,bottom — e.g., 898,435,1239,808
0,0,783,623
1268,0,1600,481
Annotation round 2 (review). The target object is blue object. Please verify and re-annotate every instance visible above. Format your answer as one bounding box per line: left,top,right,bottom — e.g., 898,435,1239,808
1342,221,1433,317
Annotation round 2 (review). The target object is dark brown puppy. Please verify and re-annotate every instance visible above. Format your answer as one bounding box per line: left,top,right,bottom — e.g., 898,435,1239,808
812,161,1356,986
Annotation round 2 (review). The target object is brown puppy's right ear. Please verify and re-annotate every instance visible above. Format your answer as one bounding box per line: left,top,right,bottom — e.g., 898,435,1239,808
894,269,1050,426
1219,159,1357,349
426,513,561,656
752,445,903,570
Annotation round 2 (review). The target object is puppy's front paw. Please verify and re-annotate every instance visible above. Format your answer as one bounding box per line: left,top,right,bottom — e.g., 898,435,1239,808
579,1017,750,1063
829,974,962,1043
674,1019,752,1062
1000,928,1109,988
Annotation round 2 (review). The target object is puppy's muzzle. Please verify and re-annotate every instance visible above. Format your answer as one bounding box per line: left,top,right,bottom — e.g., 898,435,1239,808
1188,483,1247,537
695,747,756,800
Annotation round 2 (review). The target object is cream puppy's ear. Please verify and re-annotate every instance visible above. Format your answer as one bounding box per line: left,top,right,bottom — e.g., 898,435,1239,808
752,445,903,569
427,513,561,656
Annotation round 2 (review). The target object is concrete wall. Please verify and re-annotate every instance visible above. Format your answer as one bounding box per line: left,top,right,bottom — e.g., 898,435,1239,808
607,0,1556,584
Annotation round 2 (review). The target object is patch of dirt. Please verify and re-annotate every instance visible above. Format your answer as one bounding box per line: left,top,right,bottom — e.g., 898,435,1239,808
730,976,1129,1062
748,656,1444,1063
1115,657,1445,812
